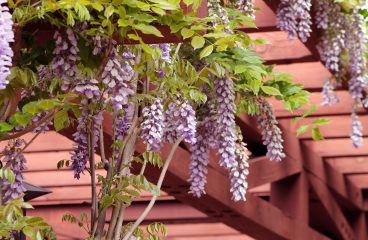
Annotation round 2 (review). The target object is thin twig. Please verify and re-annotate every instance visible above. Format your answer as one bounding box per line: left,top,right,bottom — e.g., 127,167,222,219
89,128,98,235
122,137,183,240
2,110,56,140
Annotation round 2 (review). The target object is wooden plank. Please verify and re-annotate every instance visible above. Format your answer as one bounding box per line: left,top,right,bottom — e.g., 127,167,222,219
346,174,368,189
303,138,368,157
250,31,311,61
248,156,301,188
296,115,368,140
308,173,356,240
300,141,363,210
272,91,361,118
326,157,368,174
271,173,308,223
278,119,364,210
0,131,73,152
347,212,368,240
273,62,330,90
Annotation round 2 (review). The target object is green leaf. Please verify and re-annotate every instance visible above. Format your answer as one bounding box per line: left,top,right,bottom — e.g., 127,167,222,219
134,24,163,37
0,122,13,132
191,36,205,49
296,125,309,136
199,45,213,59
22,226,35,239
53,110,70,132
312,118,331,126
261,86,282,96
104,5,115,18
312,127,324,141
180,28,194,39
234,65,247,74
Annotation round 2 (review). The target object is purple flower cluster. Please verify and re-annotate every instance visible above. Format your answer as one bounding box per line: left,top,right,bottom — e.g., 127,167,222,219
51,29,80,91
102,48,135,111
314,0,330,30
74,78,101,99
258,101,286,161
351,111,363,148
236,0,255,18
70,79,103,179
1,139,27,203
158,44,172,64
317,6,347,72
189,129,209,198
321,79,339,106
276,0,312,42
141,98,164,151
0,0,14,90
346,11,368,101
230,131,250,202
214,78,237,169
207,0,231,32
163,100,197,145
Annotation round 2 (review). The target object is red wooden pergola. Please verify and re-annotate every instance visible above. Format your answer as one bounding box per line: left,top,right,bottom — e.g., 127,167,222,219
15,0,368,239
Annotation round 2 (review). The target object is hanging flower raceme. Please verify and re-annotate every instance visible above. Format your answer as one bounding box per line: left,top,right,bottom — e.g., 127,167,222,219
71,79,102,179
314,0,330,30
51,29,80,91
189,128,209,198
207,0,231,32
158,44,172,64
321,79,339,106
230,130,250,202
351,110,363,148
236,0,255,18
141,98,165,151
214,77,237,169
258,101,286,161
1,139,27,203
0,0,14,90
276,0,312,42
346,11,368,101
163,100,197,145
317,5,347,73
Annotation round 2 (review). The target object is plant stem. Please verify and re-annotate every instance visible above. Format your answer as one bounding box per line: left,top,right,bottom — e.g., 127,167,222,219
122,137,183,240
89,128,98,235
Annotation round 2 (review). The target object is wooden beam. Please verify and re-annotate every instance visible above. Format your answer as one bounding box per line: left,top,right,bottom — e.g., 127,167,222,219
296,115,368,140
326,157,368,174
301,141,363,210
303,138,368,158
347,212,368,240
308,173,356,240
249,31,311,61
271,173,309,223
273,62,330,90
346,174,368,189
271,91,361,118
279,119,364,210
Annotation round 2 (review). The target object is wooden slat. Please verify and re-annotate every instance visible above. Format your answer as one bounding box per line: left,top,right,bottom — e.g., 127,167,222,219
271,173,308,223
250,31,311,61
279,119,364,210
273,62,330,90
308,173,356,240
326,157,368,174
303,138,368,157
272,91,360,118
300,141,363,210
296,115,368,140
346,174,368,189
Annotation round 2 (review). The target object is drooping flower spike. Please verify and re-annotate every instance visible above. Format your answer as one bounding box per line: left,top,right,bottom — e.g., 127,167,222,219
0,0,14,90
